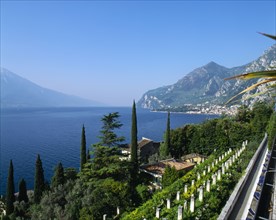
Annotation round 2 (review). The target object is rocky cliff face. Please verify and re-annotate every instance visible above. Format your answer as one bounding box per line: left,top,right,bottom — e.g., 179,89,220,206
138,44,276,110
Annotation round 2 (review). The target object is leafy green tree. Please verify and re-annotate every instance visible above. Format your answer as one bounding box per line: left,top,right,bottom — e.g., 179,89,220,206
64,167,78,182
170,127,186,158
18,178,28,203
99,112,125,147
136,184,151,204
162,165,179,188
6,160,15,215
34,154,45,204
160,112,171,159
251,102,273,140
80,124,87,171
51,162,65,188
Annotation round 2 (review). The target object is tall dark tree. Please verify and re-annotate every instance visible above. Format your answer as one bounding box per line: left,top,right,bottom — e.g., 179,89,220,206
131,101,138,166
6,160,15,215
99,112,125,147
80,124,87,170
51,162,65,188
160,112,171,158
34,154,45,204
130,101,139,203
86,149,90,161
18,178,28,203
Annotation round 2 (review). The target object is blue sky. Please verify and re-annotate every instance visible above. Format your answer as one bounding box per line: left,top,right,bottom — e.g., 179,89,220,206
1,1,275,106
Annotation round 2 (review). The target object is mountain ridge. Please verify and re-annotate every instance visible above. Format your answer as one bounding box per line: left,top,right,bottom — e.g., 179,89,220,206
0,68,103,108
138,44,276,110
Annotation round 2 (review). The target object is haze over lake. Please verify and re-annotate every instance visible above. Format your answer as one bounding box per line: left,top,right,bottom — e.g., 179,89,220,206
0,107,218,195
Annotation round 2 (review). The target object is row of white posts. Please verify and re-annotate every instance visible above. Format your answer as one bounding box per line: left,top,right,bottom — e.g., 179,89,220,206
103,141,248,220
154,141,248,220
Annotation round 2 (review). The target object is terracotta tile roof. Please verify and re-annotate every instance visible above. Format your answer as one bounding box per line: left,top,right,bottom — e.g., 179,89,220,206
141,159,195,175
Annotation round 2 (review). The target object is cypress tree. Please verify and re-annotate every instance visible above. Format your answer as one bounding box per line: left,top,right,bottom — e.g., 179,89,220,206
130,101,139,204
18,178,28,203
34,154,45,204
165,111,171,155
51,162,65,188
6,160,15,215
86,149,90,161
131,101,138,165
80,124,87,170
160,112,171,158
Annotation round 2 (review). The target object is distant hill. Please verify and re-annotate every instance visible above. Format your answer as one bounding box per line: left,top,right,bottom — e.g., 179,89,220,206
138,44,276,109
0,68,103,108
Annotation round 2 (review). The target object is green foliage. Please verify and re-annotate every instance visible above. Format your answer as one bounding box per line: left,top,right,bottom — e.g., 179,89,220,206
80,124,87,170
170,127,187,158
99,112,125,147
34,154,45,204
162,166,179,188
136,184,151,204
267,112,276,150
6,160,15,215
64,167,78,182
51,162,65,188
18,178,28,203
251,102,273,140
31,181,75,220
160,112,171,159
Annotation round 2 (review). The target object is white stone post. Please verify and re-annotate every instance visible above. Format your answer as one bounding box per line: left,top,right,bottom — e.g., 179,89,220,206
225,161,229,170
184,184,188,193
212,174,217,185
103,214,107,220
117,207,120,215
222,154,224,160
215,159,218,165
176,191,180,201
199,186,203,202
212,162,214,168
222,164,225,175
156,207,160,218
203,170,206,176
178,206,183,220
202,158,205,162
217,169,221,181
206,179,210,192
183,200,187,210
208,165,211,173
191,179,195,187
167,198,171,209
197,173,200,180
219,156,221,161
190,194,195,213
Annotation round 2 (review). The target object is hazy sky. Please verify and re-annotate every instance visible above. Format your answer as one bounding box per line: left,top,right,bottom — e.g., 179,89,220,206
1,1,275,106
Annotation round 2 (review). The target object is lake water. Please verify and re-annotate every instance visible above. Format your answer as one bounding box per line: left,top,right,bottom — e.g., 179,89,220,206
0,107,218,195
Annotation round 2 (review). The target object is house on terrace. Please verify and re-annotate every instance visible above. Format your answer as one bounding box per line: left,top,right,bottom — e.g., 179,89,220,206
140,158,195,188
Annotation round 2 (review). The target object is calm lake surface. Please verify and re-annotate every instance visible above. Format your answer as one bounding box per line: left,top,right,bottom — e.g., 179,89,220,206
0,107,218,194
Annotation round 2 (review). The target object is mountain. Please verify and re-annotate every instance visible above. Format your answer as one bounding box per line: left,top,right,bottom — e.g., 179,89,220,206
138,44,276,110
0,68,103,108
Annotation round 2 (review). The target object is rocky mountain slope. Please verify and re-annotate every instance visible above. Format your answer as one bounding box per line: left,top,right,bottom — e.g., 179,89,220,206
138,44,276,110
0,68,102,108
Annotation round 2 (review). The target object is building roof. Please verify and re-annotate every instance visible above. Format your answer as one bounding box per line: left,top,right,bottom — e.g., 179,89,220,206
140,158,195,176
138,137,153,149
181,153,207,161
